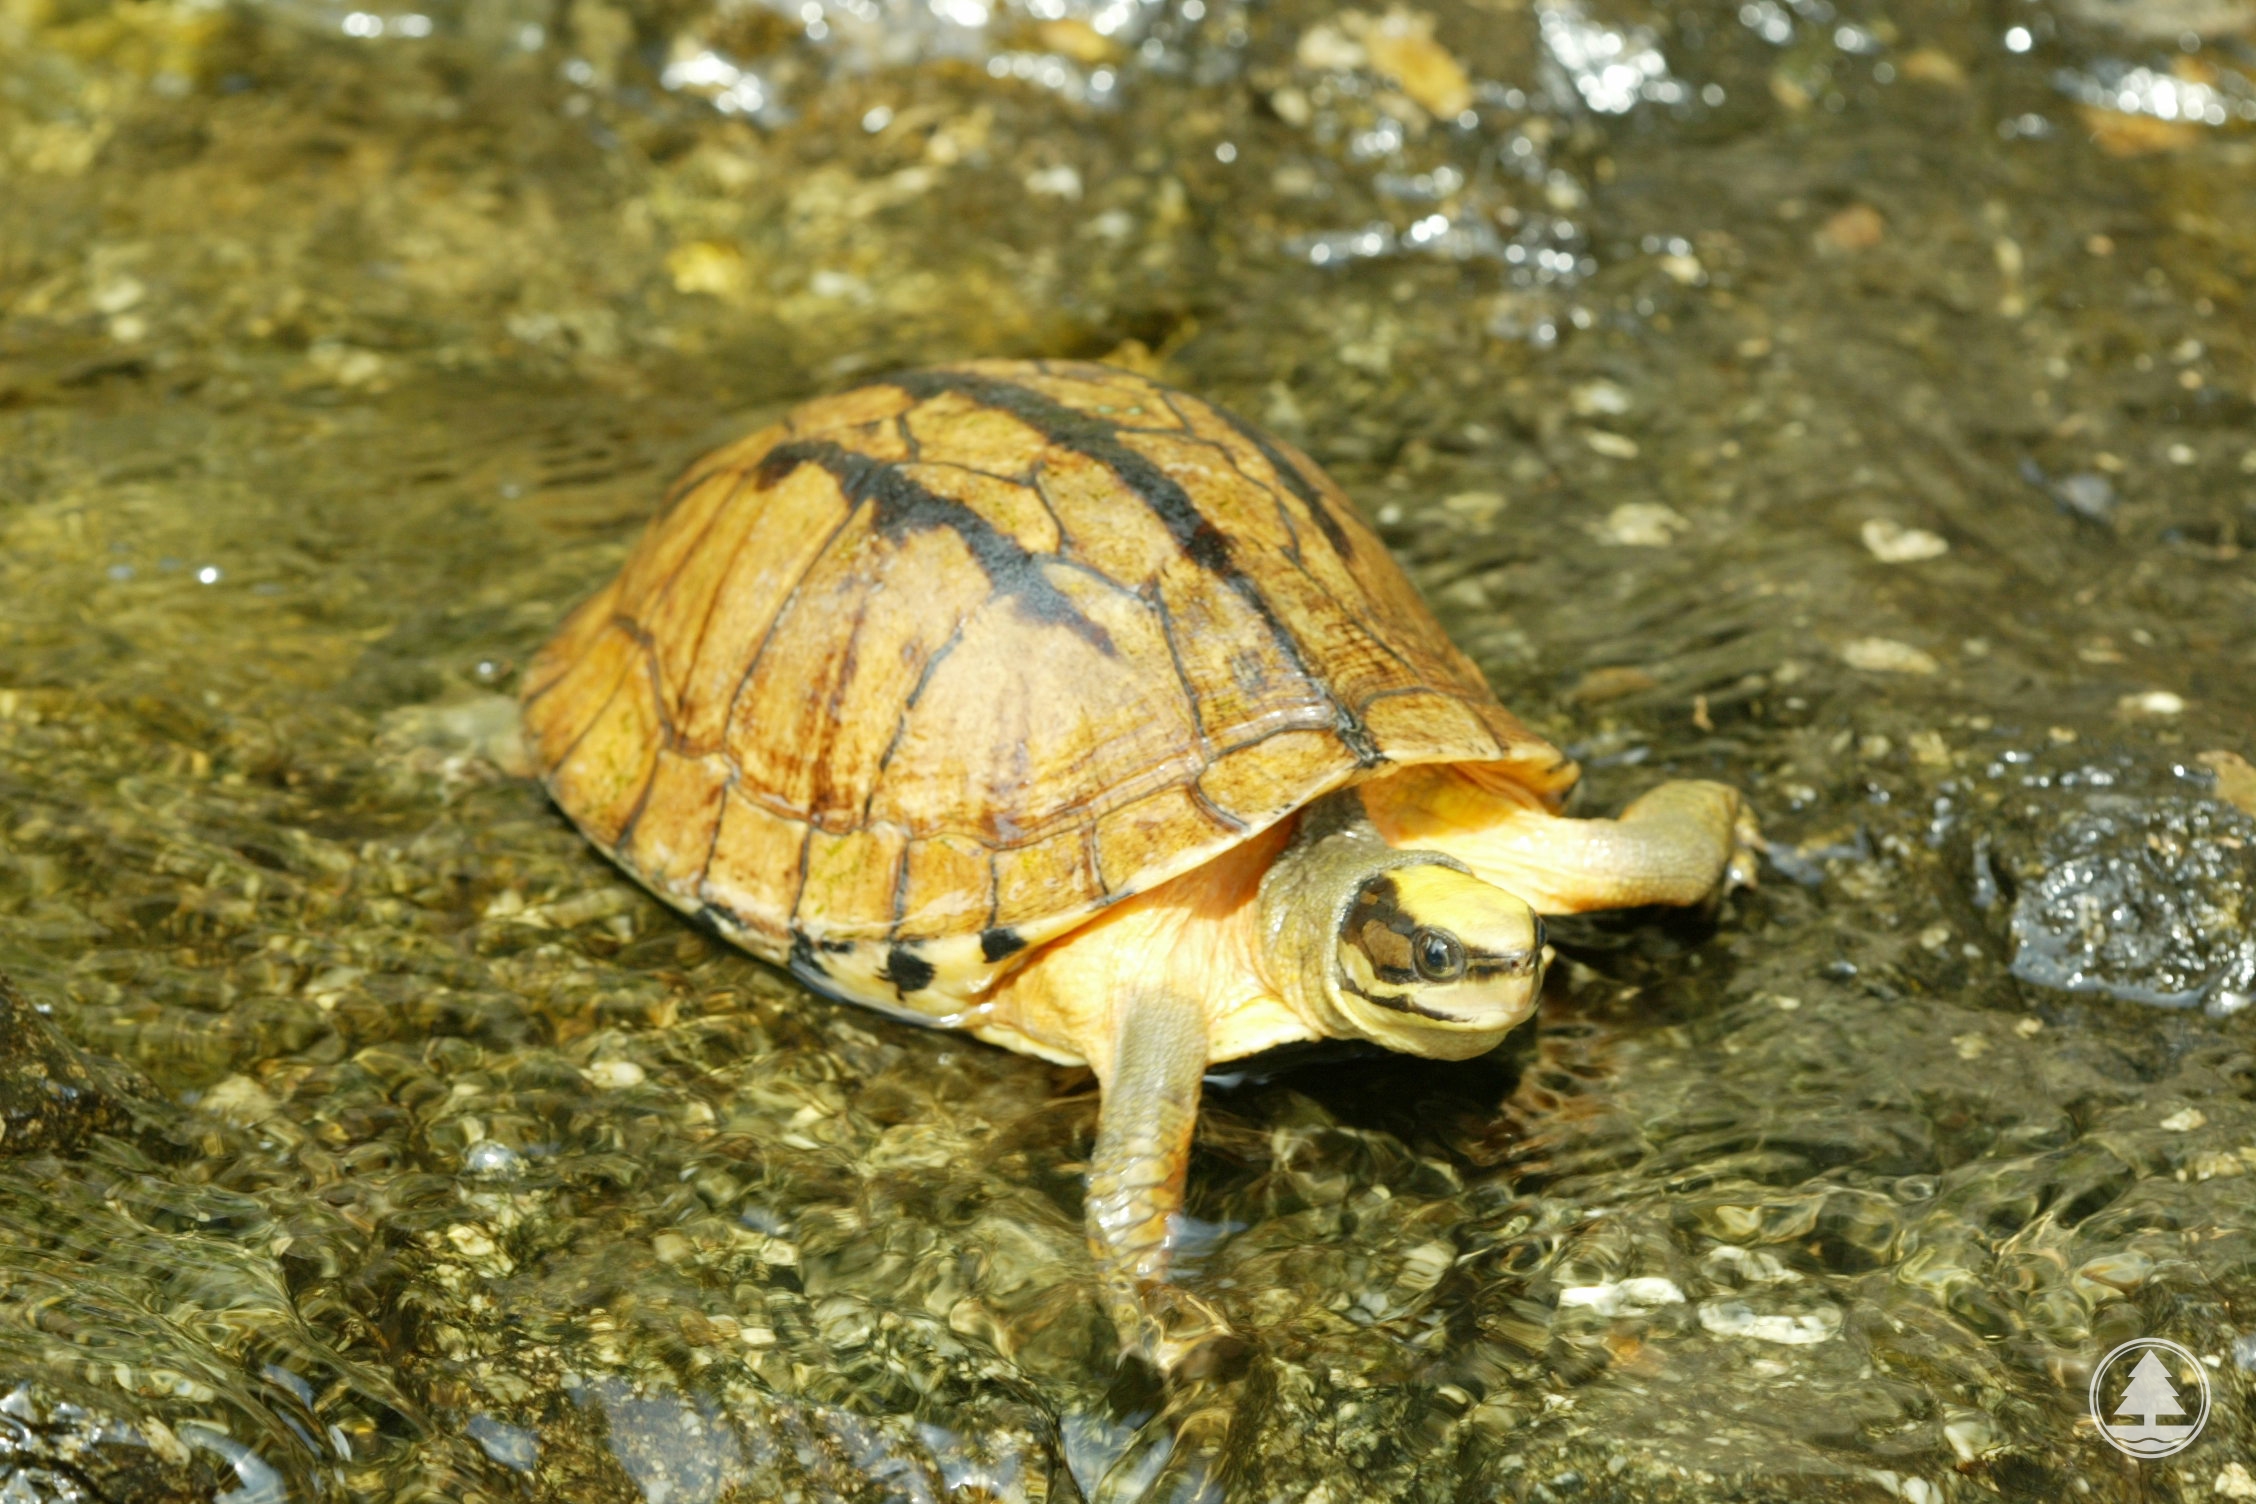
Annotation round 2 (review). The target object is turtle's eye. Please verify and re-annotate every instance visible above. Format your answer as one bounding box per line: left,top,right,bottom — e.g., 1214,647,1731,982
1411,927,1465,982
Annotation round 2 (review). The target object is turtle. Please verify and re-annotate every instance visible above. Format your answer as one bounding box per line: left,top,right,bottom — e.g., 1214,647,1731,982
520,359,1758,1368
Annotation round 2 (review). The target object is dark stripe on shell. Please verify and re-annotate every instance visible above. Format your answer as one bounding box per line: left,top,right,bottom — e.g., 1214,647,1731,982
890,370,1239,576
868,616,967,814
979,926,1027,962
788,930,827,979
885,944,936,995
1207,406,1356,560
888,368,1381,764
690,903,740,943
754,440,1115,654
789,934,867,1010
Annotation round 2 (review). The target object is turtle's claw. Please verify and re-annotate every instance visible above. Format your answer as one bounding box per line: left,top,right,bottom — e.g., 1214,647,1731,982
1131,1284,1246,1381
1725,804,1767,896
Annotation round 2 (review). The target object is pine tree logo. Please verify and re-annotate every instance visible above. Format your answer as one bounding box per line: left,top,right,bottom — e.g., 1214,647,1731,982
2091,1338,2211,1458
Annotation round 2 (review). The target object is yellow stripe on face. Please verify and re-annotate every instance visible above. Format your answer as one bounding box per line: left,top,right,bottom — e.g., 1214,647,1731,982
1374,866,1541,972
1386,865,1500,946
1337,861,1545,1029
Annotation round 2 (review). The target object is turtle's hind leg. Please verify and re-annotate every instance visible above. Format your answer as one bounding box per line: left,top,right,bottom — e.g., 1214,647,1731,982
1085,990,1237,1375
1361,765,1762,914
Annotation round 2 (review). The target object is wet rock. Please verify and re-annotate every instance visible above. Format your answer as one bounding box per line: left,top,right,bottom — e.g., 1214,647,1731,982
2077,108,2209,159
1897,48,1969,87
375,693,536,781
1566,665,1659,705
2115,690,2187,720
0,973,138,1156
1814,203,1885,254
1695,1297,1841,1345
1592,502,1685,547
2202,750,2256,816
0,1383,232,1504
2052,471,2117,523
2060,0,2254,41
2000,794,2256,1014
1840,637,1940,675
1859,517,1949,563
1350,8,1475,121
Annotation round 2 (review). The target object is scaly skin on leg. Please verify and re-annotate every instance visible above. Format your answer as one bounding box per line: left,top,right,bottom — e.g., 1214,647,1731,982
1086,990,1234,1371
1361,766,1762,914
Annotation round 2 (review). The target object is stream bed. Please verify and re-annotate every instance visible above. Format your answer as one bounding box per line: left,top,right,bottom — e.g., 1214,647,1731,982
2,0,2255,1498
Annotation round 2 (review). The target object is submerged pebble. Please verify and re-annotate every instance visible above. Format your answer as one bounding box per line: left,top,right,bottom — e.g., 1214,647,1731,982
1841,637,1941,675
1859,518,1949,563
1695,1300,1842,1345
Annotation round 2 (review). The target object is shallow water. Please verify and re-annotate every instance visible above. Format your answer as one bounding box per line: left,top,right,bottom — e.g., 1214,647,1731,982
3,0,2255,1499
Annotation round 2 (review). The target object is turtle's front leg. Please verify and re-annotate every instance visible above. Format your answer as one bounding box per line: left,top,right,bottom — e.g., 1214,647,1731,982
1363,767,1762,914
1086,990,1235,1372
1563,780,1764,909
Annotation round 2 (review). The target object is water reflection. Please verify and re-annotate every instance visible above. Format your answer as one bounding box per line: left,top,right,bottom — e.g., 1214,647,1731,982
2,0,2254,1496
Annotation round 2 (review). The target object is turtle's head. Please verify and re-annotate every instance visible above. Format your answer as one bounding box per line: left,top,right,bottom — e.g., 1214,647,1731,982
1330,863,1547,1056
1262,810,1549,1059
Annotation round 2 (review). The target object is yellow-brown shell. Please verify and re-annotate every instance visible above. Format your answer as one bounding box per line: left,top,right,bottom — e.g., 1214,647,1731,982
522,360,1573,1021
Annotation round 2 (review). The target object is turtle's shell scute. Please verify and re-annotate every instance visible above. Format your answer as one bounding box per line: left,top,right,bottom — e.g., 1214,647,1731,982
522,360,1569,1013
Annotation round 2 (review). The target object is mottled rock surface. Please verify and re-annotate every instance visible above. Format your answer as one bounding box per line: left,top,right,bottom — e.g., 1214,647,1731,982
0,971,137,1155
